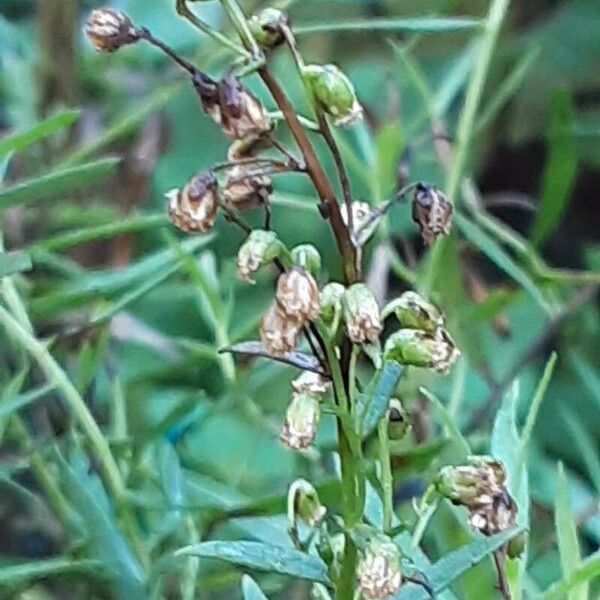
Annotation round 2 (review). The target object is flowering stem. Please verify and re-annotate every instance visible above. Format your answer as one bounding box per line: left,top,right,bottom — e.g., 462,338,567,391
377,416,394,532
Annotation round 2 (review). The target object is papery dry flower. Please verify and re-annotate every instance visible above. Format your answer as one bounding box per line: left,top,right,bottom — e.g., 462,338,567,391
357,535,402,599
412,183,453,245
343,283,382,343
85,8,139,52
223,165,272,210
237,230,283,283
166,170,218,233
280,392,321,449
260,301,301,356
292,371,331,395
276,267,320,321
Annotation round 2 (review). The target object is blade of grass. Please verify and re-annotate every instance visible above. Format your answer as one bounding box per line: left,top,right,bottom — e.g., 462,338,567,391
538,552,600,600
0,558,102,585
0,382,56,421
0,250,31,278
563,408,600,494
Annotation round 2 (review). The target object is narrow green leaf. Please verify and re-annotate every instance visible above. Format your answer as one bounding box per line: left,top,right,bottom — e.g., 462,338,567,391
0,383,55,421
242,574,269,600
176,541,329,584
531,90,578,246
568,351,600,412
555,463,587,600
294,17,481,35
0,157,119,209
394,529,523,599
0,109,80,159
0,250,31,278
0,557,102,585
359,361,402,438
563,409,600,495
538,552,600,600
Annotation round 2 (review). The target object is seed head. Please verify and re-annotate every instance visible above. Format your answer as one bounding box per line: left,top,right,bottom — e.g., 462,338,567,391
319,282,345,323
388,398,410,440
303,64,363,127
85,8,138,52
412,183,453,246
260,301,301,356
383,328,459,374
276,267,320,322
343,283,382,344
385,291,443,334
280,392,321,450
288,479,326,527
292,371,331,396
237,230,283,283
248,8,288,48
223,165,272,210
166,170,218,233
357,535,402,599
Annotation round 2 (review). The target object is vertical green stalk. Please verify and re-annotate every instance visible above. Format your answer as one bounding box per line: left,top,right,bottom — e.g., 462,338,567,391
377,417,394,532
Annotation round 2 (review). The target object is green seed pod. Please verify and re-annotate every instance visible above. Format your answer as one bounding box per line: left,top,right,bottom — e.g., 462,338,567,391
384,291,443,333
236,229,284,283
248,8,288,48
387,398,409,440
291,244,322,277
302,64,363,127
357,535,402,599
319,282,345,323
288,479,326,528
383,328,459,374
343,283,382,343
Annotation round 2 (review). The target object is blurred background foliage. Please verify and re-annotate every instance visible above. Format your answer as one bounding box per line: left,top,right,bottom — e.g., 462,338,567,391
0,0,599,598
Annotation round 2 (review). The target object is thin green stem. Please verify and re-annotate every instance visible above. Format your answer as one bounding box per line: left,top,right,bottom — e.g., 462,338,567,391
377,416,394,532
348,344,359,417
220,0,262,58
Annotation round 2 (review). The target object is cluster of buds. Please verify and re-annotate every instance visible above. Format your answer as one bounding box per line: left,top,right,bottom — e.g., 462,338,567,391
411,183,453,246
357,534,403,599
280,371,330,449
435,456,518,540
383,291,459,374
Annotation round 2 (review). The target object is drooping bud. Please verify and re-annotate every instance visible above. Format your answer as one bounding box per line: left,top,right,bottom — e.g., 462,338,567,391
357,535,402,599
85,8,139,52
260,301,301,356
384,291,443,333
292,371,331,396
194,74,272,142
280,392,321,450
248,8,288,48
166,170,218,233
435,463,502,508
288,479,326,527
341,201,376,242
291,244,321,277
237,230,284,283
319,282,345,323
222,165,272,210
302,64,363,127
411,183,453,246
383,328,459,374
388,398,410,440
276,267,320,322
343,284,382,343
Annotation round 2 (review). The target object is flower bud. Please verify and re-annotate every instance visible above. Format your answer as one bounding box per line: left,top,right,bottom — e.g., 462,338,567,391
343,284,382,344
260,301,301,356
291,244,321,277
276,267,320,322
288,479,326,527
319,282,345,323
223,165,272,210
412,183,453,246
385,291,443,334
280,392,321,450
435,464,501,508
357,535,402,599
237,230,283,283
166,170,218,233
248,8,288,48
383,328,459,374
292,371,331,396
388,398,410,440
302,64,363,127
85,8,139,52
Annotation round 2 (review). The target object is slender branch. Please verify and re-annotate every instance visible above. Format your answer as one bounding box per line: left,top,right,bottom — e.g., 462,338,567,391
493,550,512,600
137,28,198,76
212,156,292,172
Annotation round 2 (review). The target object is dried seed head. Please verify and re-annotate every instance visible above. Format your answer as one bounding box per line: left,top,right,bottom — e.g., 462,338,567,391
357,535,402,599
195,74,271,141
388,398,410,440
292,371,331,396
85,8,138,52
237,230,283,283
385,291,443,334
412,183,453,245
276,267,320,321
166,170,218,233
302,64,363,127
469,490,517,536
288,479,326,527
260,301,301,356
280,392,321,450
343,283,383,343
467,455,507,488
223,165,272,210
248,8,288,48
319,282,345,323
383,328,459,374
291,244,321,277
